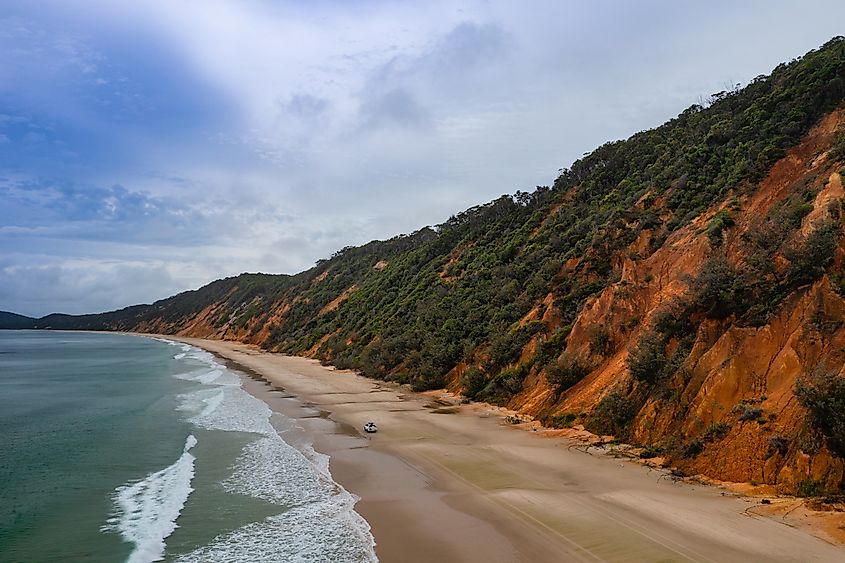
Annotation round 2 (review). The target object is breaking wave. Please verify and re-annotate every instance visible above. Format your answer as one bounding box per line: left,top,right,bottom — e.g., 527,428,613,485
154,339,377,562
103,435,197,563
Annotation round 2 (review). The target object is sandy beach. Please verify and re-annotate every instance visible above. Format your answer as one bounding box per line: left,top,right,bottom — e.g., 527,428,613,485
166,336,845,563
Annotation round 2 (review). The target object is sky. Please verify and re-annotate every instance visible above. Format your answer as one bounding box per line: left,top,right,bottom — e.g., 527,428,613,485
2,1,844,317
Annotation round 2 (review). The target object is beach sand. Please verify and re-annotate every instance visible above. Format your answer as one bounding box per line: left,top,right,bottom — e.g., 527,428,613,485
167,336,845,563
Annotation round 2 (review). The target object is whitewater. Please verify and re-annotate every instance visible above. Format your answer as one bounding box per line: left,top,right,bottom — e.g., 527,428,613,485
103,339,378,562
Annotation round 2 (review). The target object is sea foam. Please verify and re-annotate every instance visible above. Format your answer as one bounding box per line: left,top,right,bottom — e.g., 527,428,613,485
103,435,197,563
174,493,377,563
149,339,378,562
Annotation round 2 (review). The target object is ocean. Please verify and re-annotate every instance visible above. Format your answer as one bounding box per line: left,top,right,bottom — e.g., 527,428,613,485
0,330,377,562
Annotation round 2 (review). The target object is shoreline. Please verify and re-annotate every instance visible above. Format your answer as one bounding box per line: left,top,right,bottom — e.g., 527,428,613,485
159,335,844,562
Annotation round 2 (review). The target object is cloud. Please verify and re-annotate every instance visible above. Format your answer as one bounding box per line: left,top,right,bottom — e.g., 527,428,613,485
350,21,508,133
0,257,185,316
358,88,431,130
2,177,176,228
283,94,330,119
361,21,508,95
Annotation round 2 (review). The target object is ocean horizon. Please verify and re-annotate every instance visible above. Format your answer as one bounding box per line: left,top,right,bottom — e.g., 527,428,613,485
0,330,376,562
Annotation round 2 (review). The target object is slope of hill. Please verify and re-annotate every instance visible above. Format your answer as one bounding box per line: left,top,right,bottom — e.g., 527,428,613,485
0,311,36,329
7,37,845,493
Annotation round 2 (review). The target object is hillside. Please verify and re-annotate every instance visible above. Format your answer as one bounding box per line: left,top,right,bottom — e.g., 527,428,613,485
7,37,845,494
0,311,37,329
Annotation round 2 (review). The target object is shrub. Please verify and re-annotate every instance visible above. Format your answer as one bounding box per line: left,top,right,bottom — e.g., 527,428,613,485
765,435,789,459
499,365,528,396
547,412,577,428
797,478,825,497
461,367,486,399
795,368,845,457
585,391,637,437
651,305,694,338
691,254,745,318
478,363,529,404
706,210,735,245
785,219,839,286
703,421,731,441
683,439,705,457
664,335,695,380
828,130,845,162
739,406,764,422
830,272,845,297
411,370,446,391
546,354,590,393
486,322,542,372
534,326,571,366
589,325,611,355
796,424,823,454
628,331,668,384
809,310,844,336
639,445,664,459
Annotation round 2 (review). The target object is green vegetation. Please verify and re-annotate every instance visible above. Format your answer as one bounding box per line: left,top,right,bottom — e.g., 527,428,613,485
797,478,825,497
691,254,745,319
829,130,845,162
739,199,838,326
460,367,486,400
797,424,824,454
533,326,572,365
545,354,589,393
480,363,530,403
628,331,669,384
682,438,705,457
703,421,731,441
739,406,764,422
589,325,611,355
706,210,735,245
677,421,732,458
765,435,789,459
628,189,840,387
585,391,637,437
796,368,845,457
0,311,37,329
639,445,664,459
547,412,578,428
628,304,696,386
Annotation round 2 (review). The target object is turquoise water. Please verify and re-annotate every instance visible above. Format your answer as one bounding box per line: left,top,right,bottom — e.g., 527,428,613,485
0,331,376,562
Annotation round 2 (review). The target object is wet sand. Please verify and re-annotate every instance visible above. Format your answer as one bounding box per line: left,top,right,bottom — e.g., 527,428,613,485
167,336,845,563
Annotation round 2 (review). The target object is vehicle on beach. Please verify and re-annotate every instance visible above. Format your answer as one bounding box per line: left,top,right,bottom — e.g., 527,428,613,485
363,421,378,433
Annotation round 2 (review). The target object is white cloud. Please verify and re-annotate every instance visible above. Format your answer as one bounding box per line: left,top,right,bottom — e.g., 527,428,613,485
0,256,184,316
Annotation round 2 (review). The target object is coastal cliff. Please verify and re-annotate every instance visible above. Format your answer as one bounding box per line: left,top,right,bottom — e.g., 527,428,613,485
7,38,845,493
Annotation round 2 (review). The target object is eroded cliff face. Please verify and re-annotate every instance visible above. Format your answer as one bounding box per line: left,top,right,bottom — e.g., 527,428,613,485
508,110,845,491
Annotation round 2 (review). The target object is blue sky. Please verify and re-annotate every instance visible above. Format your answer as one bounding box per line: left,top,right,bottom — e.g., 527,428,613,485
2,0,845,316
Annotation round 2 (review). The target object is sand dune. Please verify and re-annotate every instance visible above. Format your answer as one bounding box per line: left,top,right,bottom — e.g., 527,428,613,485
169,337,845,563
